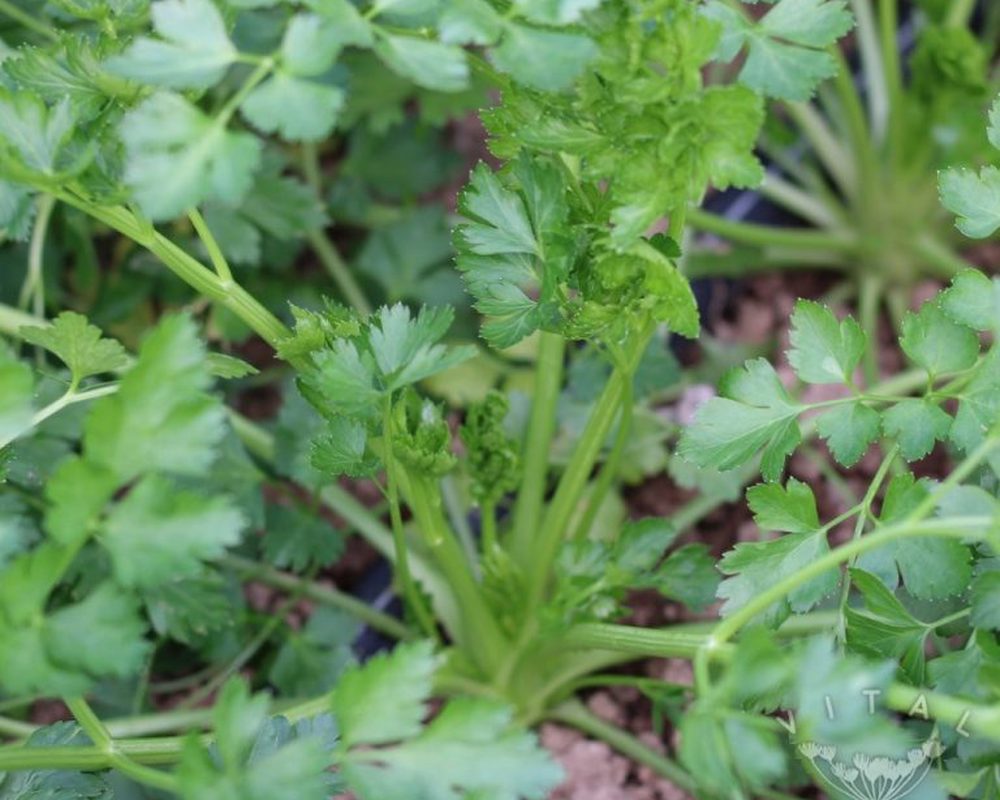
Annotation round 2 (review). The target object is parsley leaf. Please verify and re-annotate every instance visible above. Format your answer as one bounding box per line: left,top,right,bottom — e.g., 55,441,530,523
241,72,346,142
679,358,802,481
0,346,34,441
900,300,979,376
105,0,237,90
0,92,76,177
787,300,866,384
333,642,561,800
20,312,127,386
940,269,1000,335
102,475,245,588
120,92,261,221
882,399,952,461
84,314,227,482
178,680,333,800
704,0,855,101
939,96,1000,238
718,507,838,627
815,401,881,467
263,503,345,573
373,34,469,92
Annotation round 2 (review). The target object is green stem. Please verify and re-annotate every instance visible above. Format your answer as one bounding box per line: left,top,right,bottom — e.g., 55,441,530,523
220,553,412,639
759,172,845,229
406,473,507,671
0,383,118,449
52,192,291,348
850,0,890,144
526,328,650,609
306,228,372,316
382,398,439,640
712,516,993,647
687,208,858,253
572,362,633,541
784,103,856,195
18,194,56,323
858,274,882,385
835,444,899,640
550,699,694,791
877,0,904,161
188,208,233,282
0,0,58,39
945,0,977,27
481,499,498,553
64,698,179,793
509,332,565,564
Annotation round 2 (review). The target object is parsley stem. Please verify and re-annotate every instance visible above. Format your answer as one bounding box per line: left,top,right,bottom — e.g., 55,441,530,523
550,698,695,791
849,0,890,145
877,0,904,161
784,102,855,195
0,384,118,450
220,553,413,640
307,227,372,316
17,195,55,350
687,208,857,253
188,208,233,283
382,398,440,641
834,443,899,641
526,326,651,609
0,0,58,40
945,0,977,27
64,697,180,793
509,331,566,564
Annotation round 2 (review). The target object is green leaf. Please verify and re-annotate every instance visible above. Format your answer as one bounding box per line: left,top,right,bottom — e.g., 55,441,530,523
454,160,572,347
333,641,438,747
355,207,456,304
45,582,150,681
263,503,345,573
439,0,503,44
512,0,601,24
787,300,866,384
43,457,116,546
718,528,838,628
281,13,345,76
491,23,598,92
704,0,854,101
0,92,76,176
949,348,1000,477
0,180,35,240
844,569,928,684
20,312,127,385
656,544,719,610
939,166,1000,238
900,301,980,376
882,399,952,461
206,352,259,379
343,697,562,800
940,269,1000,334
334,642,561,799
178,680,333,800
305,0,374,49
815,401,881,467
143,572,236,645
105,0,236,89
120,92,261,221
311,417,378,479
0,723,112,800
373,34,469,92
102,474,244,588
678,359,801,481
874,474,974,600
460,390,520,504
369,304,475,390
84,314,226,482
0,346,33,441
241,72,346,142
270,607,358,697
970,569,1000,630
746,477,819,533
